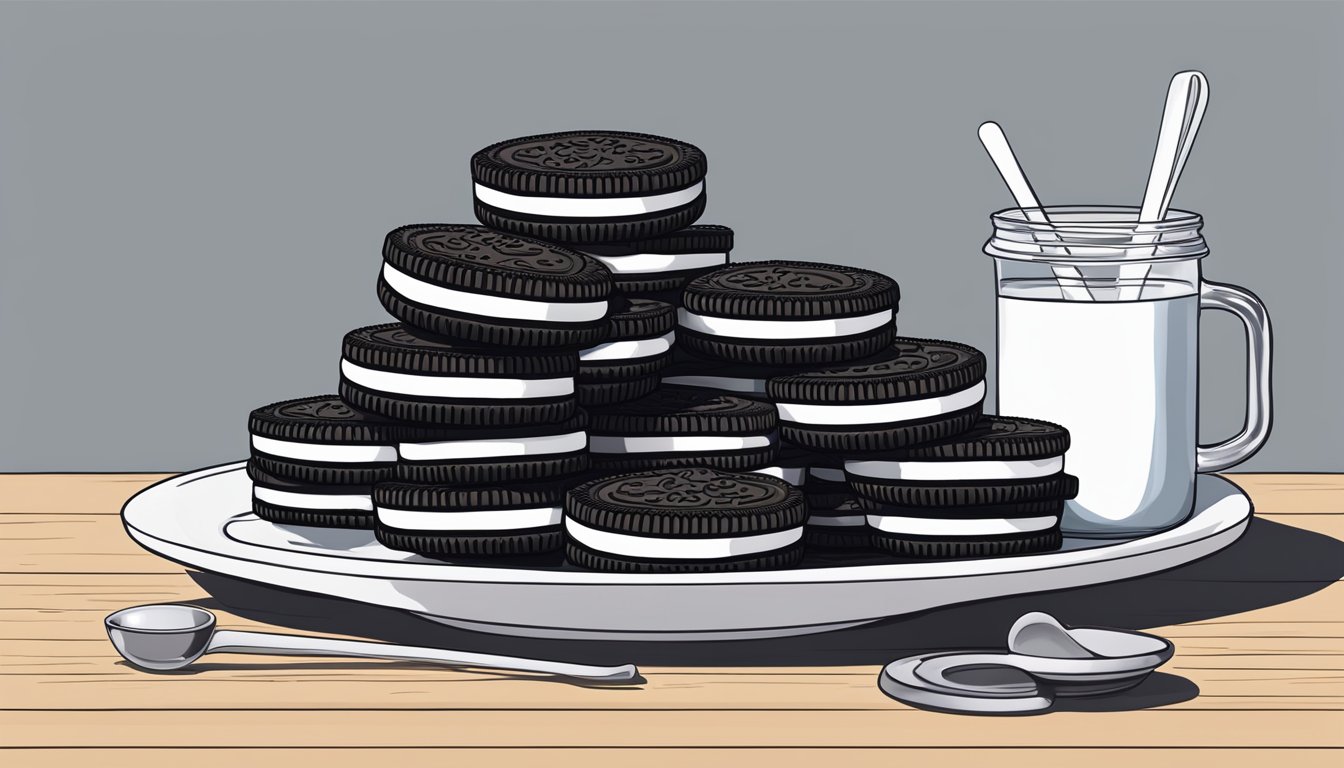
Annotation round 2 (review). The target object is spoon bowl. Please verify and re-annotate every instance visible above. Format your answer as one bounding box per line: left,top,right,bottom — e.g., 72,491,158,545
1006,612,1174,696
105,604,217,671
103,603,640,684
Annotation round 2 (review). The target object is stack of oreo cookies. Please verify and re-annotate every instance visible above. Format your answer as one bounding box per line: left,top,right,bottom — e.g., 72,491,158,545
361,223,620,556
587,387,779,474
243,127,1079,571
649,259,906,553
470,130,731,306
658,260,902,410
757,338,1077,557
247,396,399,529
846,417,1078,557
246,221,617,555
577,298,676,407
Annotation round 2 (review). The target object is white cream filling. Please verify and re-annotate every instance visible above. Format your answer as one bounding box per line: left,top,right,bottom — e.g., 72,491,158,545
752,465,807,486
845,455,1065,482
809,467,846,482
341,359,574,399
382,263,607,323
777,381,986,426
588,434,774,455
588,251,727,274
377,505,561,532
399,431,587,461
867,514,1059,536
580,332,675,362
565,518,802,560
659,374,768,396
474,181,704,218
253,485,373,512
250,435,397,464
678,308,892,341
807,514,867,527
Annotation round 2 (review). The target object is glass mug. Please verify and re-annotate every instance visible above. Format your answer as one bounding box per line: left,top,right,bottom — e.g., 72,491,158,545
986,206,1272,538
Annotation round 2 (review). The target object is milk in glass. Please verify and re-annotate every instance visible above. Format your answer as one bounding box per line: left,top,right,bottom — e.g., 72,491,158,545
997,281,1197,535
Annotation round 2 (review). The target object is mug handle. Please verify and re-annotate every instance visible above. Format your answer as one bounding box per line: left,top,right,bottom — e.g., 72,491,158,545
1196,280,1273,472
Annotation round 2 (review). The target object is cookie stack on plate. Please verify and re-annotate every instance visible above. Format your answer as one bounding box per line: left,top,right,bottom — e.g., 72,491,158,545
242,127,1079,574
246,396,400,529
362,224,620,555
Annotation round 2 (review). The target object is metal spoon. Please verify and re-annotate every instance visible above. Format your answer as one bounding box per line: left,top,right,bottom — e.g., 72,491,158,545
1006,611,1095,659
105,603,639,684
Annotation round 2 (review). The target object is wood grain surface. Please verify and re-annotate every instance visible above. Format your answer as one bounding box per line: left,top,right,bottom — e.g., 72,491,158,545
1,473,1340,766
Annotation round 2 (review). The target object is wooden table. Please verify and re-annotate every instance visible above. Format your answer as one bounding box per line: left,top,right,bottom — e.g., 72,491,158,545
2,473,1341,766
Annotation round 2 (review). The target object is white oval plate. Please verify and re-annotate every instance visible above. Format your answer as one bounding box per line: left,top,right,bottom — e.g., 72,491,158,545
122,463,1251,641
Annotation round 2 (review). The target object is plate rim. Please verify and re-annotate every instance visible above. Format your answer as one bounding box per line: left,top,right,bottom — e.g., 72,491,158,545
122,461,1253,588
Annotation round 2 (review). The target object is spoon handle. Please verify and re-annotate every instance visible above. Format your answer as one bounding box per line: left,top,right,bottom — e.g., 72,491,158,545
978,122,1048,217
1139,71,1209,223
978,122,1092,301
206,629,639,683
1125,71,1209,299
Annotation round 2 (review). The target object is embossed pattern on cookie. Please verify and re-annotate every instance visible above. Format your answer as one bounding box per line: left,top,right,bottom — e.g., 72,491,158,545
564,468,806,573
472,130,709,244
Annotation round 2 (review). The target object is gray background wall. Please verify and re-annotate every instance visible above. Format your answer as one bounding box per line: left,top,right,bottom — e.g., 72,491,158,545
0,0,1339,472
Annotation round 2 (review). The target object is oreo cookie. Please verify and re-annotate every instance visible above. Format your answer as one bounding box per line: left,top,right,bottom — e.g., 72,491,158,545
659,347,801,401
859,499,1067,558
577,298,676,407
578,226,732,298
396,411,589,485
747,445,812,487
472,131,708,244
805,497,873,550
378,224,612,348
249,466,373,529
248,396,400,486
340,324,577,426
374,483,565,556
587,387,779,473
564,467,806,572
769,338,987,452
679,261,899,365
844,416,1077,558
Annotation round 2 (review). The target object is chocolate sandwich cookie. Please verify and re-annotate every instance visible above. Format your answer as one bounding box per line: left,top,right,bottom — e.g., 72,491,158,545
472,130,708,244
248,396,400,486
340,324,577,426
374,483,565,556
659,347,801,400
679,261,899,365
396,411,589,485
577,298,676,407
249,466,373,529
844,416,1077,558
748,445,812,487
805,497,874,550
858,499,1068,558
378,224,612,348
564,467,806,572
578,225,733,299
769,338,987,452
587,387,779,473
